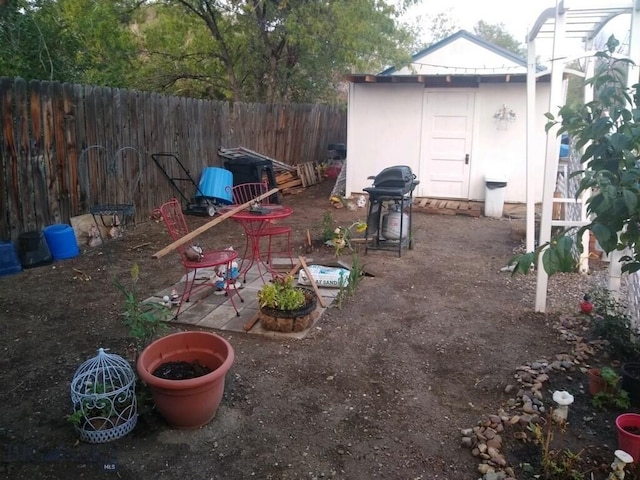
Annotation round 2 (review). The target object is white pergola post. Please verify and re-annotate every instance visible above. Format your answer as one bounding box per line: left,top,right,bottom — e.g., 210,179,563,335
525,36,537,255
535,2,567,312
529,0,640,312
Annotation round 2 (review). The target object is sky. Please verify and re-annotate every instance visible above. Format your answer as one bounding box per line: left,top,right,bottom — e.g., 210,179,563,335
407,0,557,41
402,0,633,61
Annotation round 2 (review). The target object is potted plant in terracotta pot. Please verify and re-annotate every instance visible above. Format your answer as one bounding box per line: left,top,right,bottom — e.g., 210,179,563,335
257,275,318,332
587,367,617,396
136,331,235,429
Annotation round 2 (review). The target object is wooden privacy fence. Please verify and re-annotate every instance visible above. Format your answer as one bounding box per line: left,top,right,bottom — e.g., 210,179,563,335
0,77,346,242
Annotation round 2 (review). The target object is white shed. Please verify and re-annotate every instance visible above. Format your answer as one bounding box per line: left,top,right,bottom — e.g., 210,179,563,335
345,30,552,204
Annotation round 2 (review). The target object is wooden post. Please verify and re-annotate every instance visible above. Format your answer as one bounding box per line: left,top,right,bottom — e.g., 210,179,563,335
152,188,279,259
299,256,326,308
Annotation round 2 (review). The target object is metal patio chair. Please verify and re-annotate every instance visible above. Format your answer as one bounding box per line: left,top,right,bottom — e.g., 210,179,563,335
154,198,243,317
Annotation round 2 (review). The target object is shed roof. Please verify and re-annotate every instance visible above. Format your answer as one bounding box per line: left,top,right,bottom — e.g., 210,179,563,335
380,30,529,76
346,30,548,85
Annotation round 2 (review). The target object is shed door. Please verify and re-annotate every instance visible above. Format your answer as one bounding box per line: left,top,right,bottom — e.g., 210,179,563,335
420,90,475,199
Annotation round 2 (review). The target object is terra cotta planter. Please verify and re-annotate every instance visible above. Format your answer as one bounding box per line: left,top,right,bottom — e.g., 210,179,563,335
587,368,613,396
136,331,234,429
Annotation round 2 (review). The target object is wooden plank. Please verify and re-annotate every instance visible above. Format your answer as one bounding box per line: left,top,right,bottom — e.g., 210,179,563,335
63,83,79,216
42,81,60,224
278,178,303,190
298,256,326,308
16,78,36,232
29,80,48,227
276,172,295,184
296,165,307,188
74,84,88,212
1,78,21,238
152,188,279,258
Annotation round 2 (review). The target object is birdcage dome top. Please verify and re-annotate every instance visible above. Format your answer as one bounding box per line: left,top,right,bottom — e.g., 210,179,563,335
71,348,135,402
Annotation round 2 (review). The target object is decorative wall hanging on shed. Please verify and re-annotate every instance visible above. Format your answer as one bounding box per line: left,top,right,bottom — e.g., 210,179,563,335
493,104,516,130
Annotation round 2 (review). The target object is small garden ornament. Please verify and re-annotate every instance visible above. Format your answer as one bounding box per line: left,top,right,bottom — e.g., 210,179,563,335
551,390,574,423
608,450,634,480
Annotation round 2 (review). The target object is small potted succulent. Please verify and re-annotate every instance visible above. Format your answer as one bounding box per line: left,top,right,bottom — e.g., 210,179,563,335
257,275,317,332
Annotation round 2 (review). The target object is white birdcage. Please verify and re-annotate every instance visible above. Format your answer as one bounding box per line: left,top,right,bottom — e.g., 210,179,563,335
70,348,137,443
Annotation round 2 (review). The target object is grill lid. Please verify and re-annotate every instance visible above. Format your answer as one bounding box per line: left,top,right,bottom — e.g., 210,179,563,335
372,165,415,189
365,166,419,198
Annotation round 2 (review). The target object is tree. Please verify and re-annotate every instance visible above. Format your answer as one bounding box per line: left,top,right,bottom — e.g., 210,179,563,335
420,10,460,48
0,0,139,86
0,0,78,81
135,0,417,103
473,20,525,57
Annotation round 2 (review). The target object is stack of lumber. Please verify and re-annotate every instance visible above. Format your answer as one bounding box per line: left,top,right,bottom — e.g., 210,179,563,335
275,162,323,195
218,146,323,196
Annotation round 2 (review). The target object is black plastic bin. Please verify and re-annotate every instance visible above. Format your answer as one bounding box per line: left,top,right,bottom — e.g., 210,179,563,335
223,156,279,203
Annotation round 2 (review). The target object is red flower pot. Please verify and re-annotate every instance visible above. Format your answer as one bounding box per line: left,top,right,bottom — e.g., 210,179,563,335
137,331,234,429
616,413,640,463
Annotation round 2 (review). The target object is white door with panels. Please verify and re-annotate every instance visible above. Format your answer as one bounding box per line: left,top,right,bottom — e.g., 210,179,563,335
420,90,475,199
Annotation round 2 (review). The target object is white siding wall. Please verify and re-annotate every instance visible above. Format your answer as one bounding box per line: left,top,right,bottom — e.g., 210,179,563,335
468,82,551,202
346,81,551,204
346,83,424,192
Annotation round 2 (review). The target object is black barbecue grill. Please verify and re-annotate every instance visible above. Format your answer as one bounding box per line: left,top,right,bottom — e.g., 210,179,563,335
363,165,419,257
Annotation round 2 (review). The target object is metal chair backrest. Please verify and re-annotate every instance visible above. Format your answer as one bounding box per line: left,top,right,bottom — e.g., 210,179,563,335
155,198,190,256
229,182,274,205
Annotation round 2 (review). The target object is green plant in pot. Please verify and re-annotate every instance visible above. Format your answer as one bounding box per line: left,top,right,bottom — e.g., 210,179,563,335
591,367,630,410
257,275,317,333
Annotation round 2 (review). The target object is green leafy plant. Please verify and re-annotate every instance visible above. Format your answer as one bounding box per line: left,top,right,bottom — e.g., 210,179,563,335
589,287,640,361
66,409,84,426
335,253,364,309
114,263,171,347
591,367,631,410
258,275,306,311
317,211,336,243
511,35,640,276
67,378,132,429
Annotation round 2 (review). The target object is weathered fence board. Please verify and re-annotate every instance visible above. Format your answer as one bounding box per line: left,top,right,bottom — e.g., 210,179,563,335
0,78,346,242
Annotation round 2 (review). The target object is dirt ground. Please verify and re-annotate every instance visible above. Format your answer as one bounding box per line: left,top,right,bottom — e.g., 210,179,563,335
0,180,637,479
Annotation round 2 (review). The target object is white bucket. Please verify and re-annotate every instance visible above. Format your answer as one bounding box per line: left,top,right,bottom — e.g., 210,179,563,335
381,211,409,240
